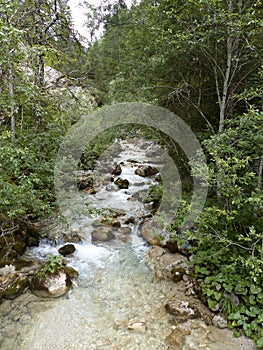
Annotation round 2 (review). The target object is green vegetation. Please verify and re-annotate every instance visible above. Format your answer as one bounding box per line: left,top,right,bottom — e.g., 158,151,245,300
0,0,262,346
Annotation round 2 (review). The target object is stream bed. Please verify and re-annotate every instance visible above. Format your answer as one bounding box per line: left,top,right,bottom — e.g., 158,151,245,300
0,139,257,350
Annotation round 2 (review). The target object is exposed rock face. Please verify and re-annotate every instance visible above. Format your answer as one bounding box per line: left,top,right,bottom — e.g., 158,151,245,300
165,300,201,323
114,177,129,189
135,165,159,177
91,227,115,242
58,244,75,256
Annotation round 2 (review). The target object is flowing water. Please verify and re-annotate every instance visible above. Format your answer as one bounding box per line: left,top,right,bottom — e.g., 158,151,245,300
0,139,257,350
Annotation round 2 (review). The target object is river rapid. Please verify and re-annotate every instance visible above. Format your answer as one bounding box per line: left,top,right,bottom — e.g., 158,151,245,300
0,139,257,350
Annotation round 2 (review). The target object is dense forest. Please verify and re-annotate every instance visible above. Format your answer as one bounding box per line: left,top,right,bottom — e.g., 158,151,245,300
0,0,262,347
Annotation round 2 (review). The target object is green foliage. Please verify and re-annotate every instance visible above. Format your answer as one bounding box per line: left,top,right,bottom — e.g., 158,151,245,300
145,184,163,204
36,254,63,279
168,109,263,347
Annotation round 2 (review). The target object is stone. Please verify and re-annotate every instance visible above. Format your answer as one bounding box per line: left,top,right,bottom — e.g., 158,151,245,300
63,266,79,279
212,315,228,329
112,162,122,176
135,165,159,177
165,328,186,348
124,216,135,225
170,266,186,283
145,247,189,282
31,268,72,298
4,276,29,300
114,177,129,189
118,227,132,235
76,172,94,190
91,227,115,242
165,300,201,323
127,320,147,332
58,244,76,256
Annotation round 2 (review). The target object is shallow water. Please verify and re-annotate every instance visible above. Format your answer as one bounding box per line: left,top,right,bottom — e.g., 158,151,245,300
0,139,257,350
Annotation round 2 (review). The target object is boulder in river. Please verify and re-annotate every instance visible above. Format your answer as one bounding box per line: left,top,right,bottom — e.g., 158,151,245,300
114,177,129,189
112,162,122,176
135,165,159,177
30,258,76,298
58,244,75,256
91,227,115,242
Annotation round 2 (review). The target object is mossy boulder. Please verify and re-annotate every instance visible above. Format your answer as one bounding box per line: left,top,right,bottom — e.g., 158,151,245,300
30,258,76,298
3,276,29,300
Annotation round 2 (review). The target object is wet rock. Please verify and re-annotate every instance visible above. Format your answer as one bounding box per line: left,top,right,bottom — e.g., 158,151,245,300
139,219,156,243
114,177,129,189
118,227,132,235
91,227,115,242
165,300,201,323
3,276,29,300
76,172,94,191
124,216,135,225
126,158,141,164
165,328,187,349
212,315,228,329
145,245,189,282
127,320,147,332
63,266,79,279
112,162,122,176
135,165,159,177
58,244,75,256
92,217,121,229
63,229,83,243
31,267,73,298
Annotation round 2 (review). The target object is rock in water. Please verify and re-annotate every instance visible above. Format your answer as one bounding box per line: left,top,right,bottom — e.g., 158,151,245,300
114,177,129,189
112,162,122,176
58,244,75,256
135,165,159,177
91,227,115,242
31,269,73,298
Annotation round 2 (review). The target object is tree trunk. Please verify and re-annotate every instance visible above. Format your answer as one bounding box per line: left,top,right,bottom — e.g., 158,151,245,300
8,67,15,142
218,0,234,133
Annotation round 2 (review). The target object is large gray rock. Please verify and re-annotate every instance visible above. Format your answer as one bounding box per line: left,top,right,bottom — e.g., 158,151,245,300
91,227,115,242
